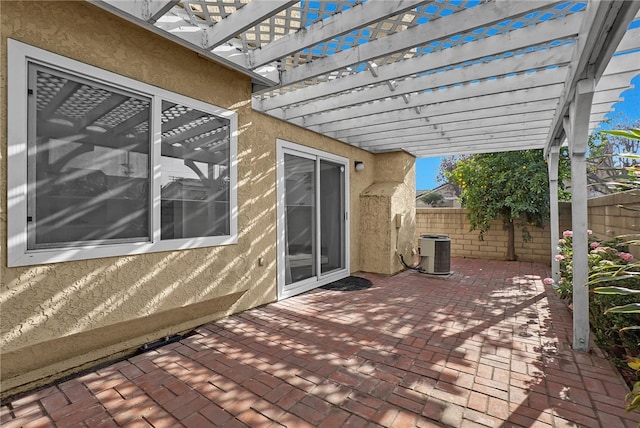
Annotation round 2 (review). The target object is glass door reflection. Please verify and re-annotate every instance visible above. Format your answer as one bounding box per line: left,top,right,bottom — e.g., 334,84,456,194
320,160,345,275
284,154,316,285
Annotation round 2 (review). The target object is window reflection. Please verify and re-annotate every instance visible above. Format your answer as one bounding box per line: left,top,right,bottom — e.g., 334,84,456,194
29,65,151,248
160,101,231,239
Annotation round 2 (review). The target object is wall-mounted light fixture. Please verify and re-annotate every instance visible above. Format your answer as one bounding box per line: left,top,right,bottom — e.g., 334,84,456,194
354,161,365,172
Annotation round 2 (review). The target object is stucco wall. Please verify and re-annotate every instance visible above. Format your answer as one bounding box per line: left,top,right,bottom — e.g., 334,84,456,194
0,1,386,396
359,152,416,274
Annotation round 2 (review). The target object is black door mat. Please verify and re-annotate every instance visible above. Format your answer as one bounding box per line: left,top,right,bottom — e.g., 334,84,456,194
320,276,373,291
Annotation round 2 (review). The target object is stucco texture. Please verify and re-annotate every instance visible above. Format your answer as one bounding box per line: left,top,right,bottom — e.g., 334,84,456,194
359,152,416,275
0,1,405,397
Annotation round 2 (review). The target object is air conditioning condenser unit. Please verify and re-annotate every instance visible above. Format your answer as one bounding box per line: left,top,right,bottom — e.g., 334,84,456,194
418,235,451,275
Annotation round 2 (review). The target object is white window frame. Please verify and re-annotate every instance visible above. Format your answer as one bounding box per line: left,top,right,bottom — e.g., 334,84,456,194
7,39,238,266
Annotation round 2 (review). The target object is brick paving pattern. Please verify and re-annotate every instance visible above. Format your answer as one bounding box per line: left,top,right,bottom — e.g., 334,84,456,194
2,258,638,427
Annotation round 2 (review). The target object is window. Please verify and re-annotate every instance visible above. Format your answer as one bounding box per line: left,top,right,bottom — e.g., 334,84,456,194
7,40,237,266
27,65,152,249
160,101,231,240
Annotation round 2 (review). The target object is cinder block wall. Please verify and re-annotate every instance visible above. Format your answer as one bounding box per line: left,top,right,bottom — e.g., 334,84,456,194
587,190,640,259
417,190,638,263
415,203,572,263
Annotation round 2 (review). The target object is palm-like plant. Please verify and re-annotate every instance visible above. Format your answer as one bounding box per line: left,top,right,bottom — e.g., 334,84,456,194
591,128,640,413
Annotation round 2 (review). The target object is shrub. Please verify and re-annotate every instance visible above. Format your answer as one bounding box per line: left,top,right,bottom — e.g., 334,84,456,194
550,230,640,411
554,231,639,351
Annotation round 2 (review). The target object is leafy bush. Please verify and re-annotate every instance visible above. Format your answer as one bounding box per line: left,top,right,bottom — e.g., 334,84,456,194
550,229,640,411
554,231,639,348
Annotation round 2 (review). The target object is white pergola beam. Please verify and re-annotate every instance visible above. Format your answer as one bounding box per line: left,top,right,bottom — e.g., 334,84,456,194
404,137,547,157
592,5,640,79
88,0,278,86
335,109,555,140
615,25,640,53
164,27,206,47
591,101,618,114
596,70,638,92
600,50,640,77
257,11,582,111
592,89,623,104
545,0,640,155
348,120,552,147
249,0,429,68
276,0,568,88
293,76,565,129
204,0,299,49
272,44,573,120
589,113,609,125
100,0,178,22
312,89,561,134
359,128,550,151
93,0,639,163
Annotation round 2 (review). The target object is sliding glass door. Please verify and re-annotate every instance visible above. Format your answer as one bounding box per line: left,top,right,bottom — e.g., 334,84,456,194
277,141,349,299
320,160,345,275
283,153,317,284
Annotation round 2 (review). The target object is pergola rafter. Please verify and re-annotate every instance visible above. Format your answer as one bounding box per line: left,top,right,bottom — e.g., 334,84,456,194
297,71,566,124
309,73,565,131
273,0,572,90
268,43,574,121
355,119,553,147
334,109,556,140
248,0,430,68
203,0,299,50
402,136,550,157
256,6,582,111
91,0,639,159
360,127,551,150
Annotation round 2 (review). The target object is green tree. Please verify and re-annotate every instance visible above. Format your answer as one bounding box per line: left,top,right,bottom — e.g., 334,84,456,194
436,155,468,186
587,122,640,194
419,191,444,207
445,149,565,261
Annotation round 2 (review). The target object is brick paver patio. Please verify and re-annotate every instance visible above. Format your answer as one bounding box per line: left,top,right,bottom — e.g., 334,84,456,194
2,258,638,427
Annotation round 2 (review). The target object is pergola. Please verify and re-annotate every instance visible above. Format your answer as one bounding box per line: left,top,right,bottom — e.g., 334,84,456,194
92,0,640,351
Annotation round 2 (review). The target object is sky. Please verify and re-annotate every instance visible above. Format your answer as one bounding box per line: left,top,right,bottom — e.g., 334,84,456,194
415,73,640,191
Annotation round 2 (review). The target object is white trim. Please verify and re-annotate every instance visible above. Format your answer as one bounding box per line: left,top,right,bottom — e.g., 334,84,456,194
547,145,561,283
151,96,163,244
276,139,350,300
7,39,238,266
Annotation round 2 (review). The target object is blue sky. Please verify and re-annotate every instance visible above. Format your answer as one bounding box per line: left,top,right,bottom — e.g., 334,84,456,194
416,73,640,190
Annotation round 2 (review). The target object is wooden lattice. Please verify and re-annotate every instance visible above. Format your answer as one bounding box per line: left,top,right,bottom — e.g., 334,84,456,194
36,70,151,134
158,1,590,108
261,1,586,98
94,99,150,129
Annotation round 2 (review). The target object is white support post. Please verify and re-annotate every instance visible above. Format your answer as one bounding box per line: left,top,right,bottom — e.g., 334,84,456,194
570,151,590,352
547,144,561,283
564,78,595,353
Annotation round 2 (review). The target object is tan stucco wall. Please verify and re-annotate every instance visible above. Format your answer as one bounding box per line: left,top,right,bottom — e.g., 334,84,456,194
0,1,385,397
359,152,416,274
